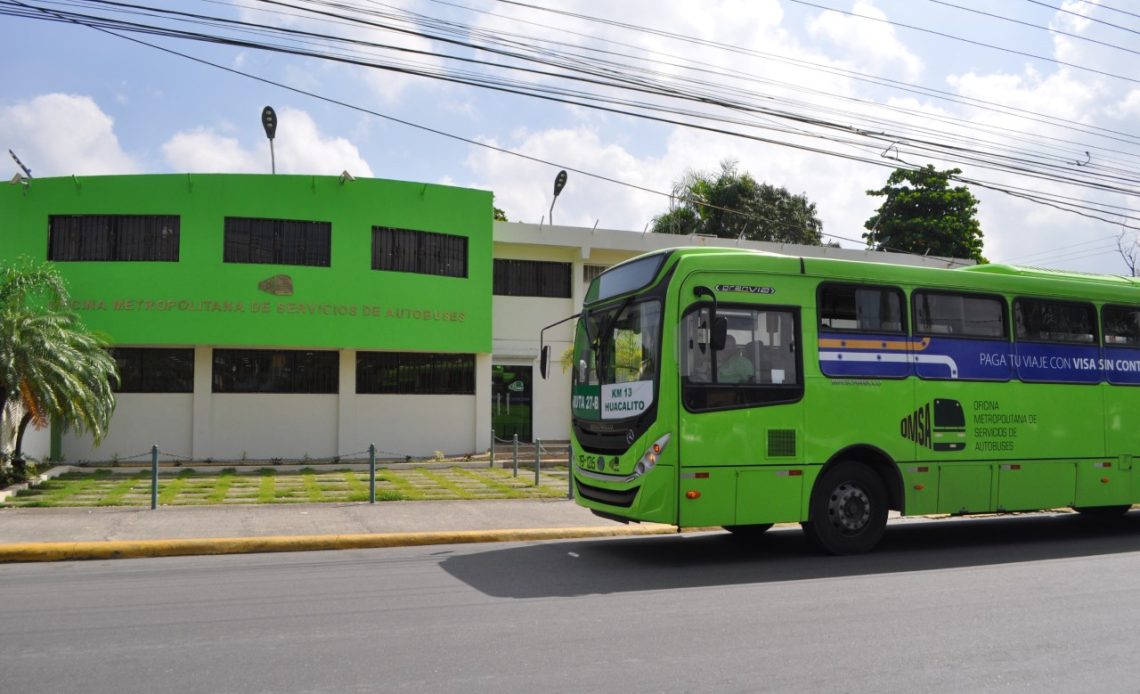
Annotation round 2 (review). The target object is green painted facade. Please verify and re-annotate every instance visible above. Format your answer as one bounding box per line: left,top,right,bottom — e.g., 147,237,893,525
1,174,493,352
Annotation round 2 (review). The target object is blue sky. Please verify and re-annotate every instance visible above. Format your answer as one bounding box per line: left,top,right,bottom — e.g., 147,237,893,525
2,0,1138,272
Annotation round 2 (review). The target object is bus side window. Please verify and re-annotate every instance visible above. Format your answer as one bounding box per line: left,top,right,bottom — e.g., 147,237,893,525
681,304,803,412
819,283,906,334
1104,306,1140,346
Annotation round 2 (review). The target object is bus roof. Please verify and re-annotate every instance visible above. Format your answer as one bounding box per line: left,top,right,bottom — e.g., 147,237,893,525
663,247,1140,303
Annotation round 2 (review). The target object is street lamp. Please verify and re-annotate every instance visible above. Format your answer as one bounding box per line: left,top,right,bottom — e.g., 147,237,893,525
549,169,568,225
261,106,278,174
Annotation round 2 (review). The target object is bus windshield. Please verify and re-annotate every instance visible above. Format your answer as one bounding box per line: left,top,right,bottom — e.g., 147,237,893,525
572,299,661,421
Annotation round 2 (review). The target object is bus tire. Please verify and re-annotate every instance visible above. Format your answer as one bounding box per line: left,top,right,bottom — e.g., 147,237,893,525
1073,505,1131,519
723,524,773,539
802,461,888,555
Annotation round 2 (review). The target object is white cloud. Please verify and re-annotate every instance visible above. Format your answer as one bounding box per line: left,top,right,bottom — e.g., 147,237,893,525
807,1,923,82
234,1,443,105
162,129,260,173
162,108,374,177
464,127,659,229
0,94,139,176
462,120,889,251
1108,89,1140,120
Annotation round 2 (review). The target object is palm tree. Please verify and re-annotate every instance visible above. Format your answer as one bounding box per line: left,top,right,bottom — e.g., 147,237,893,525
0,259,118,470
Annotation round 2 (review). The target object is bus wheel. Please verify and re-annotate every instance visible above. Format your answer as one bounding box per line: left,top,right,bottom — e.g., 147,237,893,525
1073,505,1131,519
723,524,773,539
802,462,888,555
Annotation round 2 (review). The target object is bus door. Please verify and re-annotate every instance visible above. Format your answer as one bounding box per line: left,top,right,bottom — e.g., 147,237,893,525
676,277,806,527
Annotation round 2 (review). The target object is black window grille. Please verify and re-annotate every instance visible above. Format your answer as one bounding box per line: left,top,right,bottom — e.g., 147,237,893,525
110,348,194,393
212,349,339,393
1014,298,1097,344
48,215,180,262
356,352,475,394
372,227,467,278
494,259,572,298
224,217,331,267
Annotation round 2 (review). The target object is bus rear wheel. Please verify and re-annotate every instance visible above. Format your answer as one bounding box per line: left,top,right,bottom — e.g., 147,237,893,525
802,461,888,555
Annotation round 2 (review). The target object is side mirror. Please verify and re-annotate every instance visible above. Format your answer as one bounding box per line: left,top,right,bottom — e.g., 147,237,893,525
540,345,550,379
711,316,728,351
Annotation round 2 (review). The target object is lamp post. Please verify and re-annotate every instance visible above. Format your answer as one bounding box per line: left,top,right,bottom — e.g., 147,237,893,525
261,106,278,174
549,169,568,225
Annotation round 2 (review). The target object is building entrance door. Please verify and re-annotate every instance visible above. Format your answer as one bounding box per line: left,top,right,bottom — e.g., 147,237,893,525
491,364,533,443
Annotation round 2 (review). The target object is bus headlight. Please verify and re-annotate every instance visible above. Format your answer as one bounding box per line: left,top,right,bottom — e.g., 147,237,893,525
633,433,671,476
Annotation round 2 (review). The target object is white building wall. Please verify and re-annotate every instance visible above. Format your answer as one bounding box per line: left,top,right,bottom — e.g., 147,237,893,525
348,395,476,459
13,422,51,463
62,394,193,462
474,353,492,452
208,395,338,461
492,242,581,442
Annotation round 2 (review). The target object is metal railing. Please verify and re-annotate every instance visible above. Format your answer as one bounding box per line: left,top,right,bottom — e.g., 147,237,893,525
69,433,574,508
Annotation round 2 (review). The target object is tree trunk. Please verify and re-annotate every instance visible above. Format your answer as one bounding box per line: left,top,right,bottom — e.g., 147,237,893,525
12,414,31,462
13,411,32,471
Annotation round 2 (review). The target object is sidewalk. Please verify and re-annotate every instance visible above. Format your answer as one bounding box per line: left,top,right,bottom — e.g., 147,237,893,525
0,499,678,562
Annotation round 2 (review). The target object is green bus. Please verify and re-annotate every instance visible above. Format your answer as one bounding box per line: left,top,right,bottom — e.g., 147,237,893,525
542,248,1140,554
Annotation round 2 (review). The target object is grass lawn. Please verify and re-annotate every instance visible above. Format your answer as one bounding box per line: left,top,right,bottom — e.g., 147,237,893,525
2,466,571,508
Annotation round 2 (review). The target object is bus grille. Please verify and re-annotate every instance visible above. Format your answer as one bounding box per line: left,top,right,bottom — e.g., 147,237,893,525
576,480,638,508
767,429,797,458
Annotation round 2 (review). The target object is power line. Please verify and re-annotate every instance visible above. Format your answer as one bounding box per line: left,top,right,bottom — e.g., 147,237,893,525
7,0,981,265
1076,0,1140,22
927,0,1140,57
1023,0,1140,37
6,0,1137,250
786,0,1140,85
492,0,1140,145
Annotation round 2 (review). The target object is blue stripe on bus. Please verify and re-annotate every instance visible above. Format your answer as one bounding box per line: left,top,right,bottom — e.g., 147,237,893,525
818,333,1140,385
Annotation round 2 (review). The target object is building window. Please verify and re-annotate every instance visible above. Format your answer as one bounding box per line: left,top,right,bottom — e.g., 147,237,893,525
494,259,571,298
224,217,331,267
819,283,905,333
913,291,1007,339
1014,298,1097,344
583,264,608,284
212,349,338,393
48,215,180,262
111,348,194,393
372,227,467,278
356,352,475,394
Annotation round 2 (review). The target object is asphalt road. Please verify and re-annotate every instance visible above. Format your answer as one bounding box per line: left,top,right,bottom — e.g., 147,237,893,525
3,513,1140,693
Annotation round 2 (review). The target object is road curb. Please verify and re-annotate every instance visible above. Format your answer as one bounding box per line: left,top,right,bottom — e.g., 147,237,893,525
0,524,678,563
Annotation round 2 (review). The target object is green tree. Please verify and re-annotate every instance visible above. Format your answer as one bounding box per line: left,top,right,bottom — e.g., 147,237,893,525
0,260,118,469
864,165,985,262
492,193,508,222
652,160,824,245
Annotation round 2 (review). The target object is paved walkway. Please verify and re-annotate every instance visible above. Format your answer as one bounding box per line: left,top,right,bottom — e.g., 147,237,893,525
0,499,678,562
